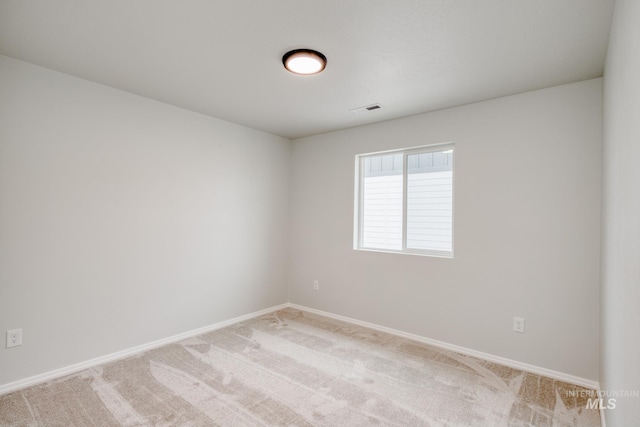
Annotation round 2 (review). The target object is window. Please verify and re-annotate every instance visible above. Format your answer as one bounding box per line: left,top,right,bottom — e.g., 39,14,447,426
354,143,454,257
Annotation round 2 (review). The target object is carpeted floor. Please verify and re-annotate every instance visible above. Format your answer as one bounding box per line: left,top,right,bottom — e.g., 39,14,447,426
0,308,600,426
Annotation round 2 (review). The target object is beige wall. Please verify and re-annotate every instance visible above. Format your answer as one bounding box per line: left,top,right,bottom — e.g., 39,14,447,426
601,0,640,424
0,55,291,386
289,79,602,380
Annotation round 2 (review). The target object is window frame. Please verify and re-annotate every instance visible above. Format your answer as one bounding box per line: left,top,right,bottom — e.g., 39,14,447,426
354,142,455,258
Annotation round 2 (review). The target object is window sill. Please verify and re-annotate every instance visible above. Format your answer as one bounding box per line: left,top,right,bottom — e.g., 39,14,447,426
354,247,454,259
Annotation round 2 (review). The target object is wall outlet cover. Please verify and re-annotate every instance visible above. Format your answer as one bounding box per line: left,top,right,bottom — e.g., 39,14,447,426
6,328,23,348
513,317,525,334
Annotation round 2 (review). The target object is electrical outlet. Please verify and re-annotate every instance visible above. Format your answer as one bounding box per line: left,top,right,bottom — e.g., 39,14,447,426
513,317,525,334
313,280,319,291
6,329,22,348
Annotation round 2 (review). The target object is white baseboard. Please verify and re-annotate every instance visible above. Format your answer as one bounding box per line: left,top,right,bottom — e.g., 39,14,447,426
0,303,289,396
288,303,600,390
1,302,599,396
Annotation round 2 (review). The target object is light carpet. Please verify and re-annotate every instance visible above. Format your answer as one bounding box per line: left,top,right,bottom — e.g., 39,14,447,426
0,308,600,426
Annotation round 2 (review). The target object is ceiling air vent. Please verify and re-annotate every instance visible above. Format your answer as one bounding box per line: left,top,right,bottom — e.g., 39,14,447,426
349,103,383,114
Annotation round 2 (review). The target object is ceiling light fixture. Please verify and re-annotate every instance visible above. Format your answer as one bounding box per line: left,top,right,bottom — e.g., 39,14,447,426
282,49,327,75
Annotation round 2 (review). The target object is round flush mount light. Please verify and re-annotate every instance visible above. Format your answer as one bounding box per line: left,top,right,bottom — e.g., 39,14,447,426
282,49,327,75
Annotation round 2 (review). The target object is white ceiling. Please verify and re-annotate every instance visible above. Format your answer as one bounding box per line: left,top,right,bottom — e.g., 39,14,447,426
0,1,614,139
